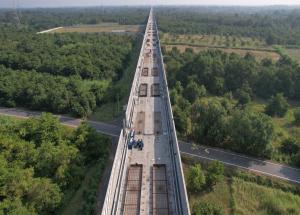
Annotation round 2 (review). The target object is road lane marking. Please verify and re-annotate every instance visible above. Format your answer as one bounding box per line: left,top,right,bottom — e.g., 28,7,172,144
181,151,300,184
2,111,300,179
180,141,300,172
0,113,29,119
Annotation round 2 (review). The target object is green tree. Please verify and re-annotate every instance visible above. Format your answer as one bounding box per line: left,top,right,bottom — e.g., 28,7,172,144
294,151,300,167
229,110,274,157
265,93,289,117
281,138,299,155
173,106,192,137
0,198,36,215
26,178,62,213
211,77,225,96
206,161,224,189
187,164,205,193
235,82,252,105
73,122,110,164
183,81,206,103
192,98,231,147
235,89,251,105
19,113,63,146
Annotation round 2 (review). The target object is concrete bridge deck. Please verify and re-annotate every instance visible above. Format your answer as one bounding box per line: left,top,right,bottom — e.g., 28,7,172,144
101,9,190,215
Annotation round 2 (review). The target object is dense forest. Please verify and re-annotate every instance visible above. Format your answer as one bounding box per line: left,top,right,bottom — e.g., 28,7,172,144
0,7,149,30
165,48,300,166
0,31,133,80
166,48,300,100
0,32,135,117
0,8,148,117
0,114,110,214
156,7,300,46
0,66,107,117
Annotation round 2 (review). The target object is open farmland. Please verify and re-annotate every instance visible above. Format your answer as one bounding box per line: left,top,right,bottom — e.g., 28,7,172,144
160,33,269,49
164,44,280,61
284,48,300,63
161,33,281,61
41,23,144,33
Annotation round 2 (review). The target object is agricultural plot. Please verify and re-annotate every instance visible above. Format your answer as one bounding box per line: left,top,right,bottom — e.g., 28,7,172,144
160,33,269,49
164,45,280,61
285,49,300,63
161,33,281,61
42,23,143,34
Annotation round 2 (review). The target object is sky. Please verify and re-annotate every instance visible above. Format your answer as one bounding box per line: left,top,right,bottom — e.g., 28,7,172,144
1,0,300,8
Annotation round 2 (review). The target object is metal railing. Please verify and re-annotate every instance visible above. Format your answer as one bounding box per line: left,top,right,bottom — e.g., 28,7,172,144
101,10,153,215
154,15,191,215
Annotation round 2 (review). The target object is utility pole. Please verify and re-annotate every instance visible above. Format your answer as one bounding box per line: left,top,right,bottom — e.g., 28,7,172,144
13,0,21,27
100,0,104,14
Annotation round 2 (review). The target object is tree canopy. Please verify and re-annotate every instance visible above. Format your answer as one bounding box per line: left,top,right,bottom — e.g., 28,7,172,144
0,114,110,214
0,30,138,117
166,49,284,158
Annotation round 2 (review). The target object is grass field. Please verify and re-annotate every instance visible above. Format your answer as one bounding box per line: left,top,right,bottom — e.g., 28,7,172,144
182,158,300,215
164,44,280,61
284,49,300,63
247,98,300,164
46,23,143,33
160,33,282,61
188,175,232,215
248,98,300,141
232,178,300,215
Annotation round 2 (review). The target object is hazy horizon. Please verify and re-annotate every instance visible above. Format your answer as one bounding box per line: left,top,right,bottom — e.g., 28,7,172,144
2,0,300,8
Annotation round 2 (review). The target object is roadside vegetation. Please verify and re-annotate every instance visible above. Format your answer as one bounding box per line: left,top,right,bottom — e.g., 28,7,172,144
183,156,300,215
165,47,300,167
0,114,110,214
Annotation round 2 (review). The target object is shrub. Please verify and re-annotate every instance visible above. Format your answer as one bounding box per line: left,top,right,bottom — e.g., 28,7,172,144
294,109,300,125
187,164,206,193
265,93,289,117
281,138,299,155
235,89,251,105
206,161,224,189
192,201,224,215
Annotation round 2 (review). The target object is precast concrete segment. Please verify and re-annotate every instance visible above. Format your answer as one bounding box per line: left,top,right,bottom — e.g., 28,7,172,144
98,8,191,215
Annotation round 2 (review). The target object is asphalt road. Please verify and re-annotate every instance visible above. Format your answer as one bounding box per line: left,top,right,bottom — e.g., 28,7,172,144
179,142,300,184
0,107,121,137
1,107,300,184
